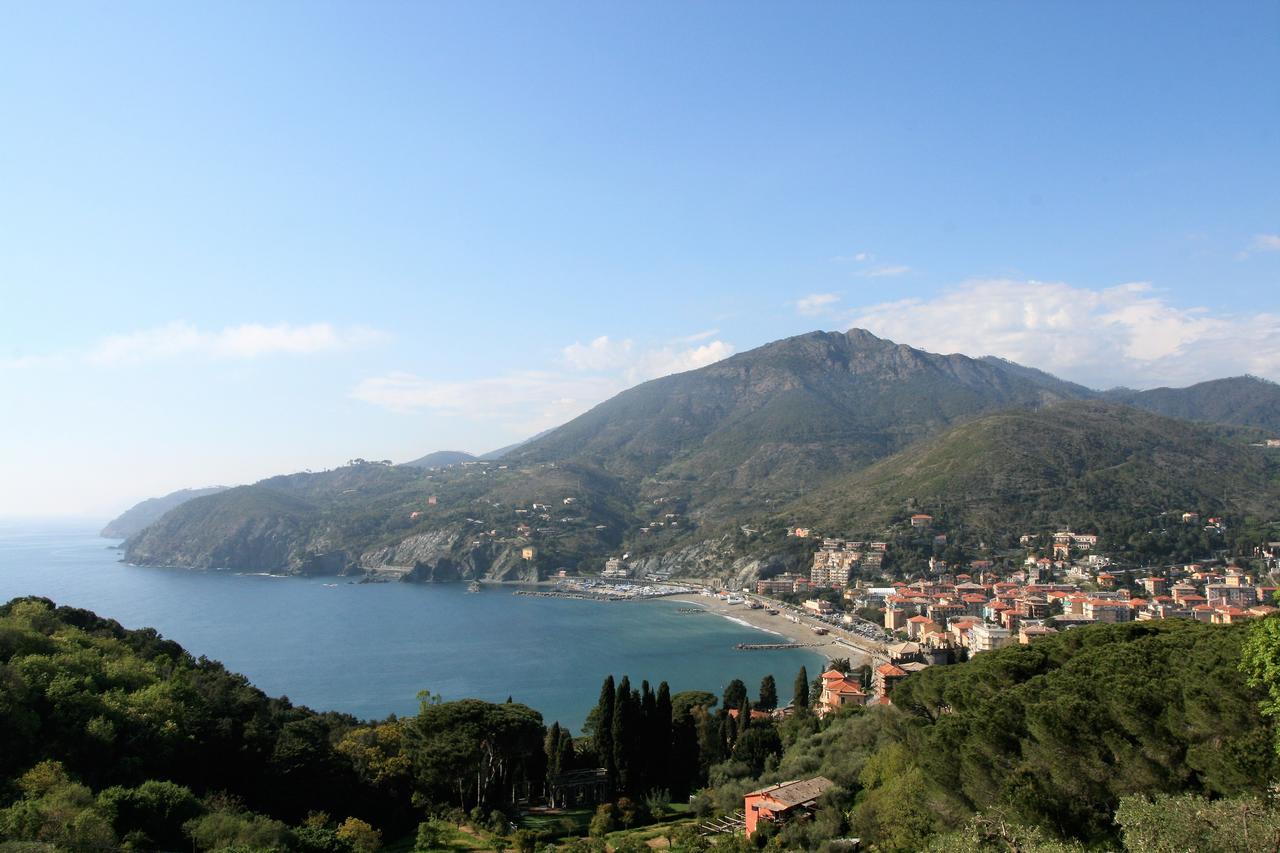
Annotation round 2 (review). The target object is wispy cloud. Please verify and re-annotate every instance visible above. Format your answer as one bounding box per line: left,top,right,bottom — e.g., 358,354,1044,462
850,278,1280,388
795,293,841,316
1250,234,1280,253
85,322,387,366
670,328,720,344
858,264,911,278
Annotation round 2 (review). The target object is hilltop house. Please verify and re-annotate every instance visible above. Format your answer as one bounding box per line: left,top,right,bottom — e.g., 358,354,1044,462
744,777,835,836
817,670,867,716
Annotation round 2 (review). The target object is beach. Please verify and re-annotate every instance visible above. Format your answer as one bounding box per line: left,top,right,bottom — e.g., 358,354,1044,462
665,591,883,667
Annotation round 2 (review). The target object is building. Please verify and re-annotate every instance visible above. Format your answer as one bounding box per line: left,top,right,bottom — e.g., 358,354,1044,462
756,573,807,595
817,670,867,716
744,777,835,837
602,557,628,578
803,598,834,615
884,607,908,632
1083,599,1132,623
909,514,934,528
521,546,538,561
811,539,866,587
970,624,1013,653
873,663,908,699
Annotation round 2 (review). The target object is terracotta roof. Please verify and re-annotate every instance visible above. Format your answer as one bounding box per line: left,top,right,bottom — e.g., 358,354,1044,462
877,663,908,677
746,776,835,808
820,669,845,680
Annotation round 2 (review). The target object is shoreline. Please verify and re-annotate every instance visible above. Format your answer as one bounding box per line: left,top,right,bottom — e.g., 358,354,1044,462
663,593,878,667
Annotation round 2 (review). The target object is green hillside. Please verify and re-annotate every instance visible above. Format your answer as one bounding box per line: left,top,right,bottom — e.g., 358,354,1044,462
1105,375,1280,434
100,487,229,539
511,329,1090,518
783,401,1280,539
116,331,1280,581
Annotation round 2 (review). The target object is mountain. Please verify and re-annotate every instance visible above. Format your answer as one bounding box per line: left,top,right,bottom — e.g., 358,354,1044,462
401,450,476,469
1104,375,1280,435
119,329,1280,581
101,486,228,538
509,329,1092,517
783,400,1280,538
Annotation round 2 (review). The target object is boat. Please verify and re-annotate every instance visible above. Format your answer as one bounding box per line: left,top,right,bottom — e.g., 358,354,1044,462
766,608,779,616
467,581,482,593
812,626,829,635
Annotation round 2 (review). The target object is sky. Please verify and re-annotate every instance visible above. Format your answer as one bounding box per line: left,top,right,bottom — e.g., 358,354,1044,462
1,1,1278,519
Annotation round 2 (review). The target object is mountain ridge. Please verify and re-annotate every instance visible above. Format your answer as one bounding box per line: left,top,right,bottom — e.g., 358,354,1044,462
117,329,1280,579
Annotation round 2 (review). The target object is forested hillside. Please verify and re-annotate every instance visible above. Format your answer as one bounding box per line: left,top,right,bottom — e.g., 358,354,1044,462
3,597,1279,851
781,401,1280,541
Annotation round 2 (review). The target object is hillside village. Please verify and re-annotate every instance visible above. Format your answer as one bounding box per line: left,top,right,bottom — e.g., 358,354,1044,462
729,511,1280,710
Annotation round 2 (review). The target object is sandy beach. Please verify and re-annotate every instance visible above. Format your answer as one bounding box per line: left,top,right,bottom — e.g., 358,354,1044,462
665,592,882,667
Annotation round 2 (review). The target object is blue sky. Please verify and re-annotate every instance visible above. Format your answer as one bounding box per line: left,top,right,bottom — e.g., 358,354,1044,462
2,1,1278,517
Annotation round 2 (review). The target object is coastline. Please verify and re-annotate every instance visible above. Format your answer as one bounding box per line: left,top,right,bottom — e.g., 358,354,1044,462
664,592,878,667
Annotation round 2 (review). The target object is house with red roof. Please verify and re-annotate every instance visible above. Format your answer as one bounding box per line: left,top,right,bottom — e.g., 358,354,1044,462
744,777,835,837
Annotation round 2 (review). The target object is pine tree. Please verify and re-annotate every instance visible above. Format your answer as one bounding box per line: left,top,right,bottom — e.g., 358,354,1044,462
758,674,778,710
722,678,747,710
794,666,810,710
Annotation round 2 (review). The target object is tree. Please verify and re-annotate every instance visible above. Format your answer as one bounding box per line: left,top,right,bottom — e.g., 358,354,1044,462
336,816,382,853
595,677,616,789
405,699,545,812
653,682,673,791
1115,793,1280,853
612,677,639,795
1241,612,1280,756
757,675,778,711
793,666,810,710
722,679,747,711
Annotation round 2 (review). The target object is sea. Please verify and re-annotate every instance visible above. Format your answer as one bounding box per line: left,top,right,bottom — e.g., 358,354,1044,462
0,521,826,732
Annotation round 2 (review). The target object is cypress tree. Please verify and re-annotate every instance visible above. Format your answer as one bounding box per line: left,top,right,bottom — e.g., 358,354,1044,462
596,675,616,786
738,698,752,736
655,681,673,790
670,707,700,798
545,721,563,780
640,680,657,791
794,666,810,710
613,676,636,795
557,729,575,776
758,674,778,710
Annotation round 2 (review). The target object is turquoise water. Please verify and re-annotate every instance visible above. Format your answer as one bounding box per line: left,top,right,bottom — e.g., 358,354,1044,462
0,522,825,731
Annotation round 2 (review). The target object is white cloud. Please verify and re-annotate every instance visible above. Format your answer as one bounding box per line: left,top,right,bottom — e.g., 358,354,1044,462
858,264,911,278
796,293,841,316
563,336,734,383
562,336,634,371
849,278,1280,388
671,328,720,344
1251,234,1280,252
85,322,386,365
356,336,735,429
628,340,734,383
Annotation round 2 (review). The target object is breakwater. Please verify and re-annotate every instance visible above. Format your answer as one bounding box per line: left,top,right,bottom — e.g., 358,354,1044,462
734,641,827,651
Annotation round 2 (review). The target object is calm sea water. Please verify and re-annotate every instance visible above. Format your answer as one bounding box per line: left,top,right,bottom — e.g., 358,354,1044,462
0,522,825,731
